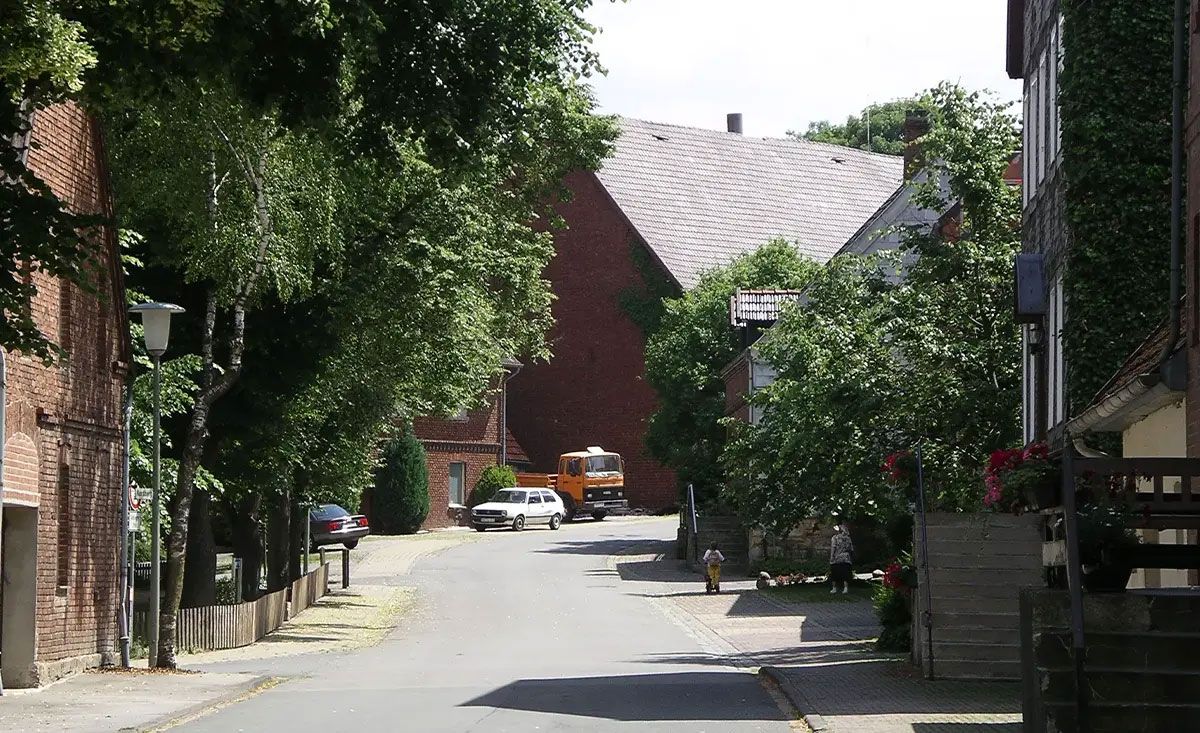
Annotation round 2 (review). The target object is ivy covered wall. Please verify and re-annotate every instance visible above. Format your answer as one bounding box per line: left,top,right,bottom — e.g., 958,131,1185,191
1060,0,1175,411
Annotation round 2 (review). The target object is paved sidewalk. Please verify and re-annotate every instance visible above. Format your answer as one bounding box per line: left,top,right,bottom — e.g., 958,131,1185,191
0,670,268,733
614,543,1022,733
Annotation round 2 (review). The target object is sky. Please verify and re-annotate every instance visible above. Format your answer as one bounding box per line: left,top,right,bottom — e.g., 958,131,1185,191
583,0,1021,138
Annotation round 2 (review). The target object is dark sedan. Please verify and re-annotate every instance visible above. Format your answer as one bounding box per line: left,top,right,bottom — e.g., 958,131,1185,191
309,504,370,551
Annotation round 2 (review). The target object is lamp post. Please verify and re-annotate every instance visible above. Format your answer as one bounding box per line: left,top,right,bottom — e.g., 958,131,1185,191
128,302,184,668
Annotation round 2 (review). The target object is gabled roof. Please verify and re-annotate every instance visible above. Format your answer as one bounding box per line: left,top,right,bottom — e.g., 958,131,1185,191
730,289,804,327
595,118,905,289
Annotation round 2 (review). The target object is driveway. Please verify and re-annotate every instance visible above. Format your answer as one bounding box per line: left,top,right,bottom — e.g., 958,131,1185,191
176,517,793,732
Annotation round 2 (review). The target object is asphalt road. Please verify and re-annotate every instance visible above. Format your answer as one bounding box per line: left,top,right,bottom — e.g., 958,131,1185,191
179,517,791,732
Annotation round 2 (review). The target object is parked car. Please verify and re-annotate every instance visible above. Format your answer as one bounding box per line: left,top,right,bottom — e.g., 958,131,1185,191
309,504,370,550
472,488,564,532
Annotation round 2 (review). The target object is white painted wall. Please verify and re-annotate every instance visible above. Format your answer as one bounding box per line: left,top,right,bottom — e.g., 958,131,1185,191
1122,400,1189,588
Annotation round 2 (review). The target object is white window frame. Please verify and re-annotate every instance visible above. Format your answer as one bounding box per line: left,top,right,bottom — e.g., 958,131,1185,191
449,462,466,506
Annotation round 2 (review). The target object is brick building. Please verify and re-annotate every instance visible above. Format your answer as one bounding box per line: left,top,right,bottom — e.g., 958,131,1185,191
507,116,902,509
412,361,528,530
0,103,130,687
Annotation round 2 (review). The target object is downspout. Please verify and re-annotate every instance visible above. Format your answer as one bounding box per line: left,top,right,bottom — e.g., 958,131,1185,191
1157,0,1188,386
0,350,7,697
118,386,133,667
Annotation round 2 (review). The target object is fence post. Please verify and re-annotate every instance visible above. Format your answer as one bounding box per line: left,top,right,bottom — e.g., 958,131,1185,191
342,548,350,589
232,557,242,601
319,547,326,569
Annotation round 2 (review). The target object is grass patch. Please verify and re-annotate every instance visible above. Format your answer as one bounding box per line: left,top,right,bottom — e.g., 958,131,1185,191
764,580,875,603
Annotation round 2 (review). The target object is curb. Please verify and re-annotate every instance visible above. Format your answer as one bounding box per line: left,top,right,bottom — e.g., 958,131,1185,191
129,675,284,732
759,666,830,732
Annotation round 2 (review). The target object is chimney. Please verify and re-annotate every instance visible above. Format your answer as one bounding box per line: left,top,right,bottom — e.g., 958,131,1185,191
726,113,743,134
902,109,931,180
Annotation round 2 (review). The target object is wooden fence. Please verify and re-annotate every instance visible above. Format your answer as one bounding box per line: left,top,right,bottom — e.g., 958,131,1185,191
133,564,330,652
289,563,329,617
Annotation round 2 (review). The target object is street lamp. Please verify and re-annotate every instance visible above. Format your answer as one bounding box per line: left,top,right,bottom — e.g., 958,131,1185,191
128,302,184,668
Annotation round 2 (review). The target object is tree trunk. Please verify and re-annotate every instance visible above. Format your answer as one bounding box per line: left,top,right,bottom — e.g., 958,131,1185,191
229,493,263,602
265,489,291,593
180,488,216,608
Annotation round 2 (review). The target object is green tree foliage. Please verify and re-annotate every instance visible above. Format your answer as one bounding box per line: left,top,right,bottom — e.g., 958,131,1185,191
885,84,1023,509
724,85,1021,533
472,465,517,507
1060,0,1173,411
371,428,430,535
794,96,933,155
721,256,899,536
644,241,820,504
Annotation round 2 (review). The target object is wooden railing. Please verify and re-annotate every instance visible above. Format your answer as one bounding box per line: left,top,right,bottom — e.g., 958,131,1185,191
133,564,331,653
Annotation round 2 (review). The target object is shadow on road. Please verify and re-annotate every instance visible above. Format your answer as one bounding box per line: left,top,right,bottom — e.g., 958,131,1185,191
536,537,672,557
459,671,787,722
912,725,1022,732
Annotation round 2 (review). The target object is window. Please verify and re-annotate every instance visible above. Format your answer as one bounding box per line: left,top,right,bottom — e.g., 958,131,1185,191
57,463,71,588
567,458,582,476
586,455,621,474
450,408,468,422
529,494,543,504
542,492,557,503
449,462,466,505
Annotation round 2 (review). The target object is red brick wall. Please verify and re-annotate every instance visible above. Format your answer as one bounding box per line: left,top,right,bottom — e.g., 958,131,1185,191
7,102,127,678
506,171,678,509
722,353,751,423
413,389,503,529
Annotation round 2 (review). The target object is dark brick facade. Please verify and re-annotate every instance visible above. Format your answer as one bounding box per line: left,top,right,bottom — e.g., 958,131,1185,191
721,351,751,424
506,171,678,510
1186,0,1200,459
1,102,129,687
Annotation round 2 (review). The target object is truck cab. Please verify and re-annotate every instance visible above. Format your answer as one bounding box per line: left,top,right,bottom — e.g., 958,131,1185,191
517,446,628,520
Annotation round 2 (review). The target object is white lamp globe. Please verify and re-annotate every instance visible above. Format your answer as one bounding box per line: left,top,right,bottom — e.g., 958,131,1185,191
129,302,185,357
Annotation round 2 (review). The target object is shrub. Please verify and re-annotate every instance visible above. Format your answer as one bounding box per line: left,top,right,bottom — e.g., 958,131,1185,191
873,582,911,652
471,465,516,507
371,427,430,534
215,578,240,605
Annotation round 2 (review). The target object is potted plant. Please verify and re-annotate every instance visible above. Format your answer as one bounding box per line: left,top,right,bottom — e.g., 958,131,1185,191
1076,503,1138,592
982,442,1060,512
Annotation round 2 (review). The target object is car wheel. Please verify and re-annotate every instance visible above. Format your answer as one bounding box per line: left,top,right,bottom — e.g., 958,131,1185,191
591,511,607,521
343,539,359,550
473,524,488,532
512,515,525,531
549,513,562,530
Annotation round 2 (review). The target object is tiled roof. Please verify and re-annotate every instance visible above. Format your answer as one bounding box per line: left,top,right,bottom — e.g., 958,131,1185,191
1087,309,1187,409
505,427,530,465
730,289,804,327
595,117,905,288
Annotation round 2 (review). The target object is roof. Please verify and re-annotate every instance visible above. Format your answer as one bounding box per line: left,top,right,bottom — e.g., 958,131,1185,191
1071,309,1187,433
504,427,530,465
729,289,804,327
595,118,905,288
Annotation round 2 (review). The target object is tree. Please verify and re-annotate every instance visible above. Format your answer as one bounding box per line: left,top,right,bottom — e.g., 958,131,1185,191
721,255,900,536
885,84,1023,510
793,96,932,155
472,466,517,507
644,241,819,504
371,429,430,534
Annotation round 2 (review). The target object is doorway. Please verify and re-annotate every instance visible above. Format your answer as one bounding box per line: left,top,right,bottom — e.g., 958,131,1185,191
1,505,37,688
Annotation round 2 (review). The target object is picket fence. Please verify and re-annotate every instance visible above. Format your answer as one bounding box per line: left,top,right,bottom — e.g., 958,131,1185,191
134,563,330,652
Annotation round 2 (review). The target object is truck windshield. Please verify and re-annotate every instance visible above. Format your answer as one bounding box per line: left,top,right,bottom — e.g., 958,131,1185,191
491,490,527,503
586,455,621,474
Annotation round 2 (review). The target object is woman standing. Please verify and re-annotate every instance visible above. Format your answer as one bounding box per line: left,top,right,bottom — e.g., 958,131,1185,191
829,522,854,594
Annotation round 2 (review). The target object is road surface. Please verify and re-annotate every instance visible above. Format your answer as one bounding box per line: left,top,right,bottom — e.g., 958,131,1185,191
180,517,791,732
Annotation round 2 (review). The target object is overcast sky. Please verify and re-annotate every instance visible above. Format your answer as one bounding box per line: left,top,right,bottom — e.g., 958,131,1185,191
583,0,1021,138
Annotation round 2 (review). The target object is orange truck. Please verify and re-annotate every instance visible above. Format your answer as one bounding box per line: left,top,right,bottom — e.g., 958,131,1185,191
516,446,628,521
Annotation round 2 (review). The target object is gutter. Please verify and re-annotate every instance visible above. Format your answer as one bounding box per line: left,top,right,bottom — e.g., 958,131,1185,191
1067,359,1184,435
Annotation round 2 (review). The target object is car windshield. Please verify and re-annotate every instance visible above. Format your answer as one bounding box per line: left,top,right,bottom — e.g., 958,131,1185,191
586,455,621,474
491,490,527,504
310,504,349,521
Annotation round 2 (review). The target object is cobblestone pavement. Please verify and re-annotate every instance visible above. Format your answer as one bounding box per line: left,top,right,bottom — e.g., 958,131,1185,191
613,541,1022,733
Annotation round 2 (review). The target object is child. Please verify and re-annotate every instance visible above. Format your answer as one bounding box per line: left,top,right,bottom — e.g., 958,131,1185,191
703,542,725,594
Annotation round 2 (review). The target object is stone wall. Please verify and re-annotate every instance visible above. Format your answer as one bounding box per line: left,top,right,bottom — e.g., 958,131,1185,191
913,512,1042,681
